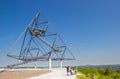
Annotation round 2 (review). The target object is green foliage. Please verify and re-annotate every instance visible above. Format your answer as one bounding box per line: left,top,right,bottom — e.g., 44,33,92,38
77,67,120,79
77,75,88,79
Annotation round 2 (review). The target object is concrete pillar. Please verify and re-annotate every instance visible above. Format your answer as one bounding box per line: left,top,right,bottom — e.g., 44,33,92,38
60,60,63,68
34,62,37,69
18,60,21,63
17,60,21,67
48,58,52,69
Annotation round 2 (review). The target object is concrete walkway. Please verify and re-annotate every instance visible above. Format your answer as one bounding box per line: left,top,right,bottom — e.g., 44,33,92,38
29,68,76,79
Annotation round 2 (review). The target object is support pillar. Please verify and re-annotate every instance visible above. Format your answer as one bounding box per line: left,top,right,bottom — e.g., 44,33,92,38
17,60,21,67
34,62,37,69
48,58,52,70
60,60,63,68
18,60,21,63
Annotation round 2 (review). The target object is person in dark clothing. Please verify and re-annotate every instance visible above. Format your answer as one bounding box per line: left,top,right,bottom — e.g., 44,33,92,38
66,66,70,76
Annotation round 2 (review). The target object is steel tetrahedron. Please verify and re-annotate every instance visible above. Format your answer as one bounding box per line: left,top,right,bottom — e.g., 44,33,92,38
6,11,75,68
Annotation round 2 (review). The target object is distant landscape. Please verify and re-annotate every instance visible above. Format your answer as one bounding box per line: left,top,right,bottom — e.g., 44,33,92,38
77,64,120,79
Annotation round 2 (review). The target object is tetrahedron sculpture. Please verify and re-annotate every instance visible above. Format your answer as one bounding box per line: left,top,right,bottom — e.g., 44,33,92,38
6,11,75,69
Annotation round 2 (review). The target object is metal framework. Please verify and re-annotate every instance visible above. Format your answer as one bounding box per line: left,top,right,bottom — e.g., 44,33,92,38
6,11,75,69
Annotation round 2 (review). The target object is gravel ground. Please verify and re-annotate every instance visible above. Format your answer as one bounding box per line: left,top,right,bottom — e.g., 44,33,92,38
0,69,51,79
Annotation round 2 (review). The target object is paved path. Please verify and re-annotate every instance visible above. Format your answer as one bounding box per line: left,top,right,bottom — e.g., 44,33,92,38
29,68,76,79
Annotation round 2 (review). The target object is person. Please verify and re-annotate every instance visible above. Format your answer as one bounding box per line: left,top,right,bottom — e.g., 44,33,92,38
66,66,70,76
70,67,77,75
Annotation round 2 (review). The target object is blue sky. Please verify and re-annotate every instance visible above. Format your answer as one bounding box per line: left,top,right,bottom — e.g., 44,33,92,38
0,0,120,66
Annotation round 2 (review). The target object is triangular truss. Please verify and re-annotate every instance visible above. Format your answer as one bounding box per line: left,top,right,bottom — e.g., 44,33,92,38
6,11,75,68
